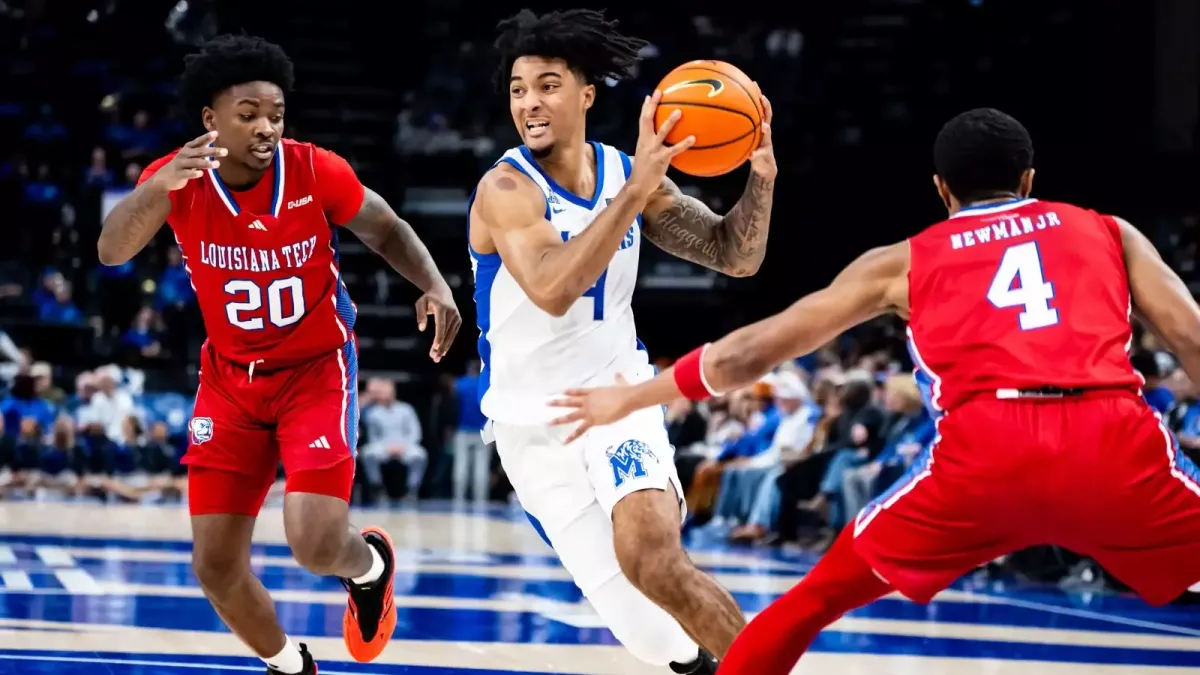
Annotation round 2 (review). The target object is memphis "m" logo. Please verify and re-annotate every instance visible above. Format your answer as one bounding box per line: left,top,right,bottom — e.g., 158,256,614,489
608,439,657,489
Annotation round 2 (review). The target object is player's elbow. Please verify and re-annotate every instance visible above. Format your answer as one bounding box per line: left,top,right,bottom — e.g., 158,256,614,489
96,236,130,267
726,258,762,278
524,274,580,317
529,290,572,317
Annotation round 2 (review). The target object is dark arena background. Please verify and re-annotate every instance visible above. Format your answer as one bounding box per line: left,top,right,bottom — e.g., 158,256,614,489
0,0,1197,673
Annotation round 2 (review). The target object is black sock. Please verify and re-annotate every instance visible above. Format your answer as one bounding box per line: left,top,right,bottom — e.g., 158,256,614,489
669,649,716,674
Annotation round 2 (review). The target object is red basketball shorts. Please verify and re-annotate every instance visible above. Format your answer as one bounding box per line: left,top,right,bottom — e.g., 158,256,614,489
185,341,359,516
853,389,1200,606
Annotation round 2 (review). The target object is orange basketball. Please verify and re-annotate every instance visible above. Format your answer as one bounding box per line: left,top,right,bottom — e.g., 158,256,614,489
654,60,763,177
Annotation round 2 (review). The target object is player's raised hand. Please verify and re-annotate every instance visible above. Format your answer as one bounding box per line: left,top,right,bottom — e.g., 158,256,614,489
627,90,695,196
415,284,461,363
151,131,227,191
549,374,637,444
749,89,777,180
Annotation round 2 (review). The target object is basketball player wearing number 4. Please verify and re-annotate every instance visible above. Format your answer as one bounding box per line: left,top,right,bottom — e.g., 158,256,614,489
99,36,462,674
468,9,774,672
554,108,1200,674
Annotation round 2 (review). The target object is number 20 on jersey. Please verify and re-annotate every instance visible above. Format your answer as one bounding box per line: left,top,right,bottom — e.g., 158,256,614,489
225,277,306,330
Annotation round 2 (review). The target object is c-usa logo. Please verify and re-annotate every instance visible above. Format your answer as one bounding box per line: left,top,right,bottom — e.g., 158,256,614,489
190,417,214,445
607,439,657,489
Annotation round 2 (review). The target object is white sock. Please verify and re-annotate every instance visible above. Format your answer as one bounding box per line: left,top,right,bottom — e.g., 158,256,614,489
262,637,304,674
351,542,385,585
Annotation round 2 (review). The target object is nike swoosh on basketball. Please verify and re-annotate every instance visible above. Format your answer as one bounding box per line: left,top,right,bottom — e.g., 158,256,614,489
663,78,725,98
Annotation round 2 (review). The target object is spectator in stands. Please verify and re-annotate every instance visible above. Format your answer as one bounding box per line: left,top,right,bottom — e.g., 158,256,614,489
36,275,83,324
684,388,762,524
83,146,115,189
359,378,427,503
423,373,460,499
6,417,44,497
23,104,67,147
31,415,81,498
30,361,65,407
1,373,56,436
156,247,194,309
1173,374,1200,461
801,371,886,544
0,416,13,490
729,372,823,544
22,163,62,207
77,366,138,443
142,420,187,501
121,306,165,360
710,371,812,528
30,268,61,306
840,374,933,522
103,414,146,502
451,360,489,502
107,109,162,162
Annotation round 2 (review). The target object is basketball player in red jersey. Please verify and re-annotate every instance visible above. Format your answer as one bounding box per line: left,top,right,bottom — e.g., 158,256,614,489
97,35,461,674
551,108,1200,674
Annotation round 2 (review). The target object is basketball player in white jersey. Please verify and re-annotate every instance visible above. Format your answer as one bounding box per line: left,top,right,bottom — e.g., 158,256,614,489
467,9,776,672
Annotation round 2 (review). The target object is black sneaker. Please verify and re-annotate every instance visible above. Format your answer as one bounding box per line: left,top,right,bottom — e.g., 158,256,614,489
670,648,718,674
265,642,316,674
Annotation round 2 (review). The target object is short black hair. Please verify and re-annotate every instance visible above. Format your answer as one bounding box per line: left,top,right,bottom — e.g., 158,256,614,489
179,34,295,115
933,108,1034,203
493,9,647,92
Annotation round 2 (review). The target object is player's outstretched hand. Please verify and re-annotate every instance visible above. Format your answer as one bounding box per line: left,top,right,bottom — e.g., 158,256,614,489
151,131,227,191
549,374,636,443
416,284,461,363
749,88,777,181
627,90,695,197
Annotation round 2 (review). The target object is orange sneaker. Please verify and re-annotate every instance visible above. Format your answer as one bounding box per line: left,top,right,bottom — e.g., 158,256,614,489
340,526,396,662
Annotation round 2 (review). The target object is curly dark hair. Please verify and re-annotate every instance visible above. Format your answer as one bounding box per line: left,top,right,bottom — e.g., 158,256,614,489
493,9,647,92
179,34,295,115
933,108,1034,203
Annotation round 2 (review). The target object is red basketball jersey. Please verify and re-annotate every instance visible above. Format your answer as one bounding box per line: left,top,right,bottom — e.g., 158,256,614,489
139,139,365,368
906,198,1143,413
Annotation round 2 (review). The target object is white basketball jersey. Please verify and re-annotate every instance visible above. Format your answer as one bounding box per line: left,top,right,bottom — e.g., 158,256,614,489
469,142,647,424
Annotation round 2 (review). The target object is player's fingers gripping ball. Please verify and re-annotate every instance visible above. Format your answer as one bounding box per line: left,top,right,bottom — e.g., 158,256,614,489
654,60,764,177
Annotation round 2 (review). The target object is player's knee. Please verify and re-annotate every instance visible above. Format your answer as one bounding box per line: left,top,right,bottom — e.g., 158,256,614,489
282,488,353,575
192,540,251,593
190,514,256,594
584,574,697,666
289,533,345,575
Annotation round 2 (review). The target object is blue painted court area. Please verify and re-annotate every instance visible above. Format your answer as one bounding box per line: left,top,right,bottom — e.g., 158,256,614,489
0,651,548,675
0,501,1197,674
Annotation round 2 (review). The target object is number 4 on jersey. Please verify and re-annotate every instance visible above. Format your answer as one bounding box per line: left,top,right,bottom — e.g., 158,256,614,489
987,242,1060,330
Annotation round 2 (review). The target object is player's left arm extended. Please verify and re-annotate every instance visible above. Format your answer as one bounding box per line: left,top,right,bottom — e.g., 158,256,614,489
551,243,908,437
341,187,462,359
638,96,777,277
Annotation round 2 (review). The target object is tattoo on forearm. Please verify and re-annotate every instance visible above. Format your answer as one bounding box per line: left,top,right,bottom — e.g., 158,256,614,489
650,200,724,264
99,183,171,261
644,174,773,277
721,172,773,273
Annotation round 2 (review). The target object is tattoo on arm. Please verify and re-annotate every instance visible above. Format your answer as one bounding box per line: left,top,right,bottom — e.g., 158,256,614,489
642,174,773,277
341,187,445,293
98,181,172,265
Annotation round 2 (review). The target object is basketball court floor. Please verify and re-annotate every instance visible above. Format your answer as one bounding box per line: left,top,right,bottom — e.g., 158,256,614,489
0,500,1197,674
